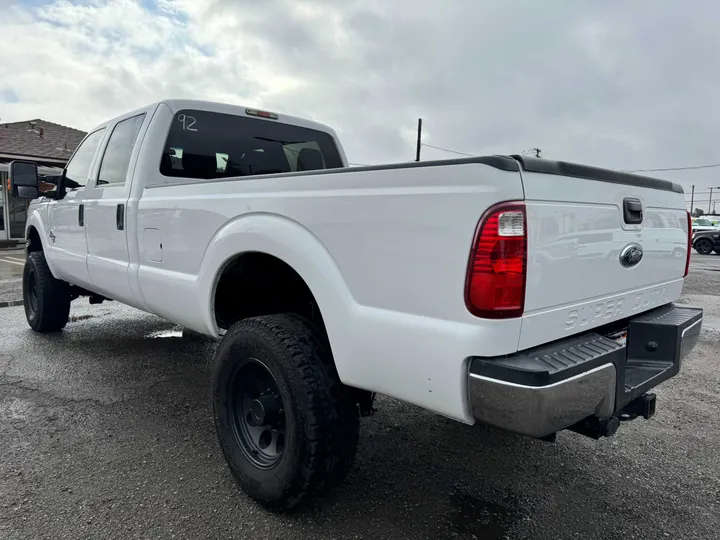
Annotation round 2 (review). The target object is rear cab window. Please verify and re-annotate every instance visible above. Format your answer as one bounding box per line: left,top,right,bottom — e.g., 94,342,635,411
159,110,343,180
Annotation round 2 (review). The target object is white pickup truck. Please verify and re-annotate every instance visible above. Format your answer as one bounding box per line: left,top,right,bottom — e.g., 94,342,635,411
9,99,702,510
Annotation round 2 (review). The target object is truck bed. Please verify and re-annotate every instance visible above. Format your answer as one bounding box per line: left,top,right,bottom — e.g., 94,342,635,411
131,154,689,422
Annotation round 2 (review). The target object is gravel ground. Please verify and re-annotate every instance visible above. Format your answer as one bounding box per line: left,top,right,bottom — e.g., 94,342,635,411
0,258,718,539
0,279,22,304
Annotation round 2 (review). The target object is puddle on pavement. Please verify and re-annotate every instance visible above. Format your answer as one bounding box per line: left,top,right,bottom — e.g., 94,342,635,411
0,267,23,280
145,328,184,339
0,255,25,279
446,492,517,539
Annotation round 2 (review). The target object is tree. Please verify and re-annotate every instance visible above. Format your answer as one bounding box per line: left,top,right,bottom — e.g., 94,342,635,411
692,208,704,217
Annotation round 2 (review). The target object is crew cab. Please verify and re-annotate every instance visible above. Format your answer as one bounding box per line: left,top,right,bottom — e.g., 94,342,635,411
8,99,702,510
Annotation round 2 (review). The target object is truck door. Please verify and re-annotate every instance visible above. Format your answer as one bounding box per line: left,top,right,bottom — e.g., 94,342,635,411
84,113,146,306
46,128,106,288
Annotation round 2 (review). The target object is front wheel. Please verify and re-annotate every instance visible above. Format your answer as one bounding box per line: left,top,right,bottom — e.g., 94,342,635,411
694,238,714,255
212,314,360,510
23,251,70,332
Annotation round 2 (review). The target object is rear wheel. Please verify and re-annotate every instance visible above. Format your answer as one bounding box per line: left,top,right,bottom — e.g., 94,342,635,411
694,238,714,255
23,251,70,332
212,314,359,510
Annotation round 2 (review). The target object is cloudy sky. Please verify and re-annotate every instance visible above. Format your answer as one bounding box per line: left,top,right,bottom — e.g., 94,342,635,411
1,0,718,205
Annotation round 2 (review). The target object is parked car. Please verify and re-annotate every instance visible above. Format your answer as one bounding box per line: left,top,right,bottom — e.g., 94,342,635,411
691,218,718,233
8,99,702,510
693,229,720,255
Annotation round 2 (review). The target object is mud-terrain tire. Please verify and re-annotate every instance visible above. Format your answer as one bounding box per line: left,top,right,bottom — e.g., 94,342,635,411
23,251,70,332
212,314,359,510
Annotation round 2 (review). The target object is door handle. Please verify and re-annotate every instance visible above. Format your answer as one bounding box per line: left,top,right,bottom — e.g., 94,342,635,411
78,204,84,227
116,204,125,230
623,197,643,225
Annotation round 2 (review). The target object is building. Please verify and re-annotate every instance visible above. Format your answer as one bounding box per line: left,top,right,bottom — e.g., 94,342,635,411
0,119,86,245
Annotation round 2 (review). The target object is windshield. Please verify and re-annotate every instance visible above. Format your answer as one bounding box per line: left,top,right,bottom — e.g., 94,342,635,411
160,109,344,180
694,219,712,226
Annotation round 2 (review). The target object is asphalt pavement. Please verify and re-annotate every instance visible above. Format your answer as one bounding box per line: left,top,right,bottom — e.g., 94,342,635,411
0,249,25,281
0,249,25,307
0,255,719,539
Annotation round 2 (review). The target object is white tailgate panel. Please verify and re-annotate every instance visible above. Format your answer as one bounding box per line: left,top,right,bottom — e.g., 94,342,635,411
520,171,688,350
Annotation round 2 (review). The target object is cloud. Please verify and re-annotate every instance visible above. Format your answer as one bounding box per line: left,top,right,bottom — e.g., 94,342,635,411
0,0,261,127
1,0,719,195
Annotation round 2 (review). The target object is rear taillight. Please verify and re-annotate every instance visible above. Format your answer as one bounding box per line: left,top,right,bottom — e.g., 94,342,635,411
684,211,691,277
465,202,527,319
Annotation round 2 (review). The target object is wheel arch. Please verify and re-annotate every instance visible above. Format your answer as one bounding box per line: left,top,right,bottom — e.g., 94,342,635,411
24,210,60,277
212,251,327,334
26,226,42,253
198,213,357,379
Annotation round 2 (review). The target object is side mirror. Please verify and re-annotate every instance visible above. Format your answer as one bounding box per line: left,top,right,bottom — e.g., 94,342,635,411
9,160,39,200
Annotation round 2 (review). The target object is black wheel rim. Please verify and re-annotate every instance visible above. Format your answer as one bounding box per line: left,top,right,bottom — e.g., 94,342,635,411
228,358,286,469
27,269,39,313
697,240,713,254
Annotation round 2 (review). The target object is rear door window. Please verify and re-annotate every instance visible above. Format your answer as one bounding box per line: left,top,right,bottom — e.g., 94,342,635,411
159,110,343,180
97,114,146,187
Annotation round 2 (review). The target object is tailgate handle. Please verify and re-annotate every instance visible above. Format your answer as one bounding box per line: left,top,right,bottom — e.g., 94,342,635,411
623,198,643,224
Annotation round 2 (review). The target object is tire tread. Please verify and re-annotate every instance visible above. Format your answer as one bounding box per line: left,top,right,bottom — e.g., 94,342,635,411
213,314,359,510
24,251,70,332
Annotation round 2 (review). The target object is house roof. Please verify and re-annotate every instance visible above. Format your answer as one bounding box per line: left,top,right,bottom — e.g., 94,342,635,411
0,162,64,175
0,118,86,161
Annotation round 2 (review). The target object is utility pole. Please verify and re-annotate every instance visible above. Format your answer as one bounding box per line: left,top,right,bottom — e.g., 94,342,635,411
415,118,422,162
690,185,695,212
710,187,715,215
709,187,720,214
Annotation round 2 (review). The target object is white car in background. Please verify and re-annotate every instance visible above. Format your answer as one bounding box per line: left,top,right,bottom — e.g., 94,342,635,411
691,218,718,233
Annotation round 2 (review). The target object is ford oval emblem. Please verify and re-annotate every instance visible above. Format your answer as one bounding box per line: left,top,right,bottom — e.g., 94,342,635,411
620,243,643,268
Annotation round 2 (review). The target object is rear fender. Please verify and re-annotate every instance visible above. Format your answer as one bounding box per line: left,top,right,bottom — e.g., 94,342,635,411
197,212,357,376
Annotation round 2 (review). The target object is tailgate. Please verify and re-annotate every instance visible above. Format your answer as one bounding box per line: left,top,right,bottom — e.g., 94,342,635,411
516,157,688,350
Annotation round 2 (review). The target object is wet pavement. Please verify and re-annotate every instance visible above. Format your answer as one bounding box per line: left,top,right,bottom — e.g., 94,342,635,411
0,249,25,280
690,251,720,272
0,265,718,539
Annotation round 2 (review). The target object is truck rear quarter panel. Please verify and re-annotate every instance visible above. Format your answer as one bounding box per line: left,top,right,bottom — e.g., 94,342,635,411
134,161,524,422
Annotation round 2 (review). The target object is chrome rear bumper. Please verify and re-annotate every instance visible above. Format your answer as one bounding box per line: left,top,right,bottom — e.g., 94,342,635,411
467,303,702,438
468,364,616,438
